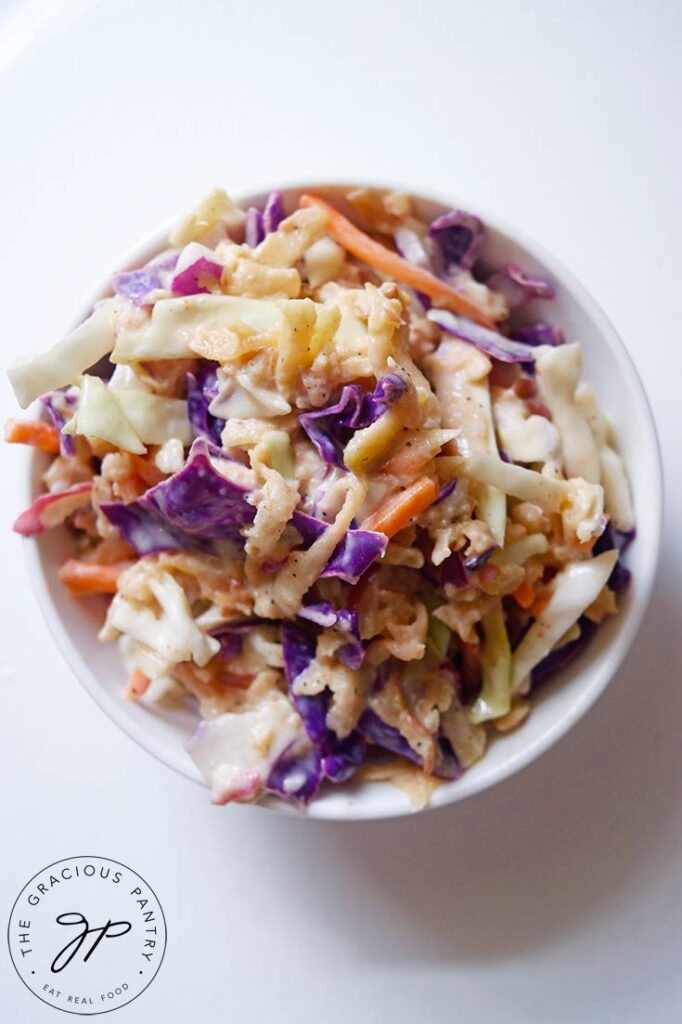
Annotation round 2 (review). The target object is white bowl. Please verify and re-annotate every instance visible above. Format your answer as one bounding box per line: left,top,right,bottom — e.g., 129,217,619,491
24,183,662,820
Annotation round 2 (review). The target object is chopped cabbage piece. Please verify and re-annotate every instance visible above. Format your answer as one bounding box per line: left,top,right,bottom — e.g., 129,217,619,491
111,294,285,363
8,299,120,408
170,187,245,246
450,451,604,542
304,236,345,288
575,382,634,531
103,570,220,671
511,550,618,692
110,389,192,446
262,431,294,480
469,605,512,722
63,374,146,454
535,343,600,483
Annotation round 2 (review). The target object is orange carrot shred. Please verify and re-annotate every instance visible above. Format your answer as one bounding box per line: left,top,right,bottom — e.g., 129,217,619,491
59,559,131,595
5,418,61,454
512,580,536,609
361,477,438,538
299,194,497,329
126,669,151,699
530,592,551,619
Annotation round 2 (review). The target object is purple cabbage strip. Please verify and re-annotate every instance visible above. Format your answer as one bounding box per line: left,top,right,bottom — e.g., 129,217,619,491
434,479,457,505
322,733,366,783
298,601,365,669
290,510,387,586
594,523,635,593
531,616,598,688
213,633,243,661
357,708,419,764
265,743,322,807
357,709,460,780
40,387,78,456
263,191,285,234
102,443,385,582
608,562,632,593
112,249,180,306
280,622,366,784
392,227,435,306
186,362,224,445
594,523,636,556
244,206,265,248
101,438,255,555
428,210,484,271
428,309,538,364
171,256,223,297
321,530,387,585
463,546,497,571
440,550,469,588
210,620,261,661
487,264,554,309
511,323,564,346
300,374,407,469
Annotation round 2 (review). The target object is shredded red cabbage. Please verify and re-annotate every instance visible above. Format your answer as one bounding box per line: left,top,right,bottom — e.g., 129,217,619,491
428,209,484,270
171,256,223,297
40,387,78,456
280,622,366,786
487,264,554,308
101,439,254,554
244,207,264,247
531,616,598,688
263,191,285,234
300,374,407,468
113,250,180,305
511,323,564,346
427,309,538,364
357,708,461,780
440,550,469,588
186,363,224,445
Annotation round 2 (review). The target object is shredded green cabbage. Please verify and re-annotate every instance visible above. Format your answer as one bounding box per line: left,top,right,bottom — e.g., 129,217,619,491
63,375,145,454
8,300,119,408
469,605,512,722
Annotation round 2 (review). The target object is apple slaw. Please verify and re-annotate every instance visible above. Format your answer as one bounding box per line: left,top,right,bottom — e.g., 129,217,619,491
6,185,635,810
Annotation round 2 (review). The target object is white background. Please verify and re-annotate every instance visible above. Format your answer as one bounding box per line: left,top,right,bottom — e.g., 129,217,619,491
0,1,680,1021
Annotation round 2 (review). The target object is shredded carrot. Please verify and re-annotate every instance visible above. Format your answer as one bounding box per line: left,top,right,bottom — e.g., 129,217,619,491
131,455,166,487
299,194,496,329
530,591,551,619
5,418,61,454
361,477,438,538
59,559,131,595
126,669,151,699
512,580,536,609
116,475,146,503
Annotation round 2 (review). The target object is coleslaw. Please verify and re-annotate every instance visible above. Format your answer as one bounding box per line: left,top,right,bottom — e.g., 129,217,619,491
5,186,635,809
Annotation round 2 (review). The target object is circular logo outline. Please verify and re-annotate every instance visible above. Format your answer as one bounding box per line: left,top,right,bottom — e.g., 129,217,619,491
7,855,167,1015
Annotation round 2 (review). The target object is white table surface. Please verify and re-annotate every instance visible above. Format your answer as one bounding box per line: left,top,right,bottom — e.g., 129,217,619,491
0,1,680,1021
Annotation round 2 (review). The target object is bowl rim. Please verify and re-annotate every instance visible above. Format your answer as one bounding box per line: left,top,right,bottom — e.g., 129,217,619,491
21,179,663,821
